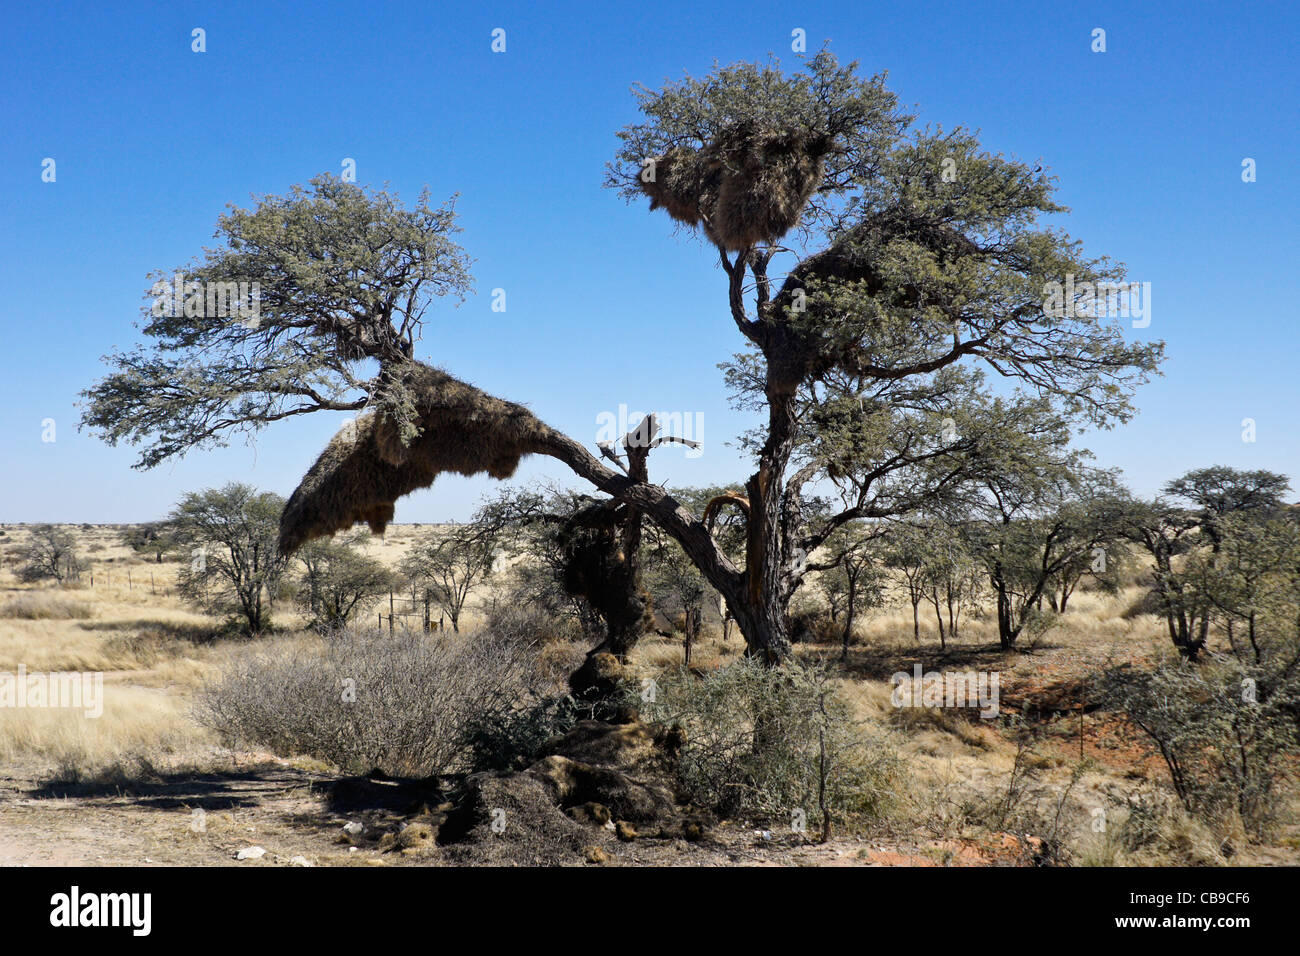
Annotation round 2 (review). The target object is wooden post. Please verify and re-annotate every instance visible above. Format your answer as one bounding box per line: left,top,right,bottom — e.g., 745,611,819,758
151,572,155,595
128,570,132,590
1079,685,1085,761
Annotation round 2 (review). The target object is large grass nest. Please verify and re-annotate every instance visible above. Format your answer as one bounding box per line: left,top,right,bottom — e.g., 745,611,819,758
772,207,984,315
279,362,554,556
640,121,830,250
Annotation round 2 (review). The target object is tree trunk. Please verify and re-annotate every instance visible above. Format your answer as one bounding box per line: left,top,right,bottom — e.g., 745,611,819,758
841,574,857,661
733,377,800,665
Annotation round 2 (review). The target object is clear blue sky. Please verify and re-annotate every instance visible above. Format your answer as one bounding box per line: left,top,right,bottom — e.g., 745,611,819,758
2,0,1297,522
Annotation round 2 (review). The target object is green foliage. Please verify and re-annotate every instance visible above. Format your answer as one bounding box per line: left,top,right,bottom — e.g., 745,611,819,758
79,175,471,469
119,522,177,562
1099,656,1298,837
1125,467,1294,659
964,464,1132,647
647,658,902,830
464,694,581,772
295,532,395,632
607,49,909,233
170,482,287,636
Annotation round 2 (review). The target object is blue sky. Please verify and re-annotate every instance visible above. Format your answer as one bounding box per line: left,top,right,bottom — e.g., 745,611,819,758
2,0,1297,522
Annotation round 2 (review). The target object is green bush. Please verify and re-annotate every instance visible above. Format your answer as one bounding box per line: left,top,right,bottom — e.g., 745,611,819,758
464,694,580,771
1098,657,1298,837
646,657,902,831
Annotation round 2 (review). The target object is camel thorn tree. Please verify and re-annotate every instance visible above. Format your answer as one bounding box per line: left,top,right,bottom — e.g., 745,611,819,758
81,50,1163,666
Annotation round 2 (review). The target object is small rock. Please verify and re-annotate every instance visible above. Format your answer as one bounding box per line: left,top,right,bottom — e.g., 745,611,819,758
615,821,638,842
288,856,312,867
235,846,266,861
342,821,365,836
378,833,398,852
583,845,609,864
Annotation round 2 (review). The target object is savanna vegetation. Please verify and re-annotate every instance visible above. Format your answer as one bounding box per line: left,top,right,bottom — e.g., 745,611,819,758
1,52,1290,867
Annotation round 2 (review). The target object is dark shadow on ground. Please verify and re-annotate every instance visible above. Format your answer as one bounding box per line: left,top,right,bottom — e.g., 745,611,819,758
77,618,237,645
27,761,329,810
801,639,1030,683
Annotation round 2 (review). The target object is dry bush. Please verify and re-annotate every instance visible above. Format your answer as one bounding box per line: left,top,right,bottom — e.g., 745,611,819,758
1077,789,1226,866
195,625,555,777
0,593,94,620
484,595,584,645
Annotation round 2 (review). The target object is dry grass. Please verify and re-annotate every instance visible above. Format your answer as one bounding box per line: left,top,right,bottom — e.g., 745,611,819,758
0,592,94,620
0,681,214,773
0,523,1294,867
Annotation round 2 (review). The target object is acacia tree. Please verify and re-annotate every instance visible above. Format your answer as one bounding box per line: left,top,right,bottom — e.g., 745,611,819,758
814,522,886,658
1125,468,1290,660
966,448,1132,649
17,525,85,585
607,51,1161,660
401,521,503,633
919,528,982,650
884,522,929,642
79,175,471,466
170,483,287,635
81,53,1162,665
642,527,710,665
296,532,395,632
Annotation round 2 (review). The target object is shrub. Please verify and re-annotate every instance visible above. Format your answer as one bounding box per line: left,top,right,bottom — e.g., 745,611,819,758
1097,657,1298,837
786,607,840,644
484,600,584,646
196,626,553,777
294,535,395,632
646,658,902,831
464,694,581,771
